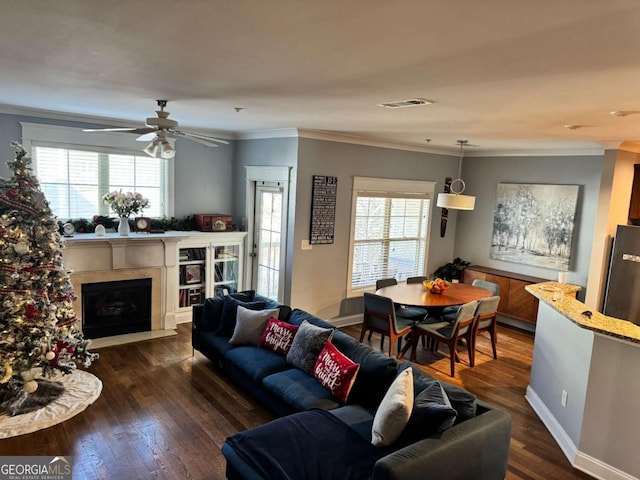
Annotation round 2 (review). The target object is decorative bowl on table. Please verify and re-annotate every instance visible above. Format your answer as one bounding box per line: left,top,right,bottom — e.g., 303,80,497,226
423,278,450,294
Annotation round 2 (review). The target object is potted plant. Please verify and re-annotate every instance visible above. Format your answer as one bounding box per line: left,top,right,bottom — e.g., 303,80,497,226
433,257,470,282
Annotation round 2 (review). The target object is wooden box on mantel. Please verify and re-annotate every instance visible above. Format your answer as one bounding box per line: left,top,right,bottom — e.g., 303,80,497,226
194,214,233,232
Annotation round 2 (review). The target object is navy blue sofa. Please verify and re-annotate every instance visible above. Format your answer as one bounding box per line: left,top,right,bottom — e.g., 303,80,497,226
192,293,512,480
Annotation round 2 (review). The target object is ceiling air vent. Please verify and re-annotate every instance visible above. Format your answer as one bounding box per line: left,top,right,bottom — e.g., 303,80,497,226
377,98,434,109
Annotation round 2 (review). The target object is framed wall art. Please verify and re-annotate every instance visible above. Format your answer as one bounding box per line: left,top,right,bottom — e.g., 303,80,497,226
490,183,579,271
310,175,337,244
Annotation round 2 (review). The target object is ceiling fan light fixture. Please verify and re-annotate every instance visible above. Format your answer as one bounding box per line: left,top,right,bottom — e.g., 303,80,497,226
436,140,476,211
161,140,175,159
143,139,160,158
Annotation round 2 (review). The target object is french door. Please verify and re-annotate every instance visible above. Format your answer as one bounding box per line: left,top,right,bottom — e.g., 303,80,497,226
253,183,285,300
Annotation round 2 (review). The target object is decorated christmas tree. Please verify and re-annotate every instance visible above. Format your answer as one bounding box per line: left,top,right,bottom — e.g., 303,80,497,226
0,143,97,414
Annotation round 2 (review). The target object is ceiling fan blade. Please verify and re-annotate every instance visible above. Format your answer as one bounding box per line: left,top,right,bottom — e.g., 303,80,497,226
172,134,219,147
136,132,157,142
83,127,156,135
83,127,137,133
172,129,229,145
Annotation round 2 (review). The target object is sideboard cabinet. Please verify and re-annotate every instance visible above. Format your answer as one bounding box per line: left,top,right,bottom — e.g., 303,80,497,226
462,265,547,325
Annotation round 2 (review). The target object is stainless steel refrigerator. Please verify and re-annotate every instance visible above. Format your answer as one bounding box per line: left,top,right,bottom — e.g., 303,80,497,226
603,225,640,325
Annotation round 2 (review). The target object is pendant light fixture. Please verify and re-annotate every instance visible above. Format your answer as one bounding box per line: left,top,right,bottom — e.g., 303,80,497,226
436,140,476,211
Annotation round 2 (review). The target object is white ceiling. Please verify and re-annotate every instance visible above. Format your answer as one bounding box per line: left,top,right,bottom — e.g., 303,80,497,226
2,1,640,155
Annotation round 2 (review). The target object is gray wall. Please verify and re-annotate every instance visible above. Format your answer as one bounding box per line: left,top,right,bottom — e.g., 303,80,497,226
291,138,460,318
233,137,299,304
528,302,594,446
0,112,232,218
455,154,604,301
232,137,299,222
172,138,234,218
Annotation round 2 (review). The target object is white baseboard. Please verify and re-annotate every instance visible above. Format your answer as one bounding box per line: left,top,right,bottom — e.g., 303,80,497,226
574,451,638,480
526,385,637,480
89,329,177,349
525,385,578,463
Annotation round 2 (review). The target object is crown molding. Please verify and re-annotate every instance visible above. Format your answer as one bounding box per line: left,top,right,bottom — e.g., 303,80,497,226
464,146,605,158
234,128,299,140
297,129,454,155
0,103,141,128
236,128,609,157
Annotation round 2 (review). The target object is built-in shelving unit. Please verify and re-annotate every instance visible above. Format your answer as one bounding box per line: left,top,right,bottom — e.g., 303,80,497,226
178,247,207,308
175,231,247,323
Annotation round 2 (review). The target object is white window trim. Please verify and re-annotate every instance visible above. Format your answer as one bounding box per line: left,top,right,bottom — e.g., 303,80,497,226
20,122,175,217
245,166,292,301
346,176,437,298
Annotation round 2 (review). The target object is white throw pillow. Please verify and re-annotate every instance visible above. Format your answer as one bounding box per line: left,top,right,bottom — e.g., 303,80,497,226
229,306,280,345
371,367,414,447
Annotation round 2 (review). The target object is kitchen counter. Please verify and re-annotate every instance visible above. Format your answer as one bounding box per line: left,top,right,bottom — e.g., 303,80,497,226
525,281,640,479
526,281,640,344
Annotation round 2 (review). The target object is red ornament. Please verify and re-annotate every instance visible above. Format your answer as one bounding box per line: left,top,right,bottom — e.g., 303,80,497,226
25,303,39,319
6,189,18,199
56,340,74,356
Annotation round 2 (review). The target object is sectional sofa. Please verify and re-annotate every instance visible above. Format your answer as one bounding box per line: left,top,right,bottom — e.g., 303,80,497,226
192,292,512,480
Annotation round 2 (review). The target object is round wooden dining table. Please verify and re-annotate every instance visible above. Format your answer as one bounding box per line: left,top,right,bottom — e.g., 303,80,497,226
375,282,492,309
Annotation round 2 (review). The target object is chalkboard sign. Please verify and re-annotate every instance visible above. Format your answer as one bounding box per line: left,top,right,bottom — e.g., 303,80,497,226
310,175,337,244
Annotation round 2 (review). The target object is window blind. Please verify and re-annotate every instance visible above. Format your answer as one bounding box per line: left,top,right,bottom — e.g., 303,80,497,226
351,192,430,289
33,145,167,219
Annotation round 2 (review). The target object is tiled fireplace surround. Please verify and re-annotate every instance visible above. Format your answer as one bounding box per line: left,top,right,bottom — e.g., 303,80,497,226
63,232,191,336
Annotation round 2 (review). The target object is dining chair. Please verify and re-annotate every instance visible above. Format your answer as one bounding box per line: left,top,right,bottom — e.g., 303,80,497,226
360,293,415,358
472,279,500,296
411,300,479,376
375,278,428,320
442,278,500,322
472,295,501,364
375,278,397,290
406,276,429,284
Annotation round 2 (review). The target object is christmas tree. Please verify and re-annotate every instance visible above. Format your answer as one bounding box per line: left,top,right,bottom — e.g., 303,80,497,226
0,143,97,413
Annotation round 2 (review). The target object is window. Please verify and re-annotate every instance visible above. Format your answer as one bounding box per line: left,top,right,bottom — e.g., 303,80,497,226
33,146,166,218
21,123,171,219
347,177,436,296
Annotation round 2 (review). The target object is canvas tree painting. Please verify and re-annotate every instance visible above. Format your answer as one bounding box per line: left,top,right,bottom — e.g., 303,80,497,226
490,183,579,271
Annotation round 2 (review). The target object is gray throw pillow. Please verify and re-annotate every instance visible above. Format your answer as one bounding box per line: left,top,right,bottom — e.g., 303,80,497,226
286,320,333,375
229,306,280,346
371,367,414,447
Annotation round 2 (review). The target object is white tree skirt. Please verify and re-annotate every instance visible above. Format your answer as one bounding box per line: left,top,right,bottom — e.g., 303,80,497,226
0,370,102,439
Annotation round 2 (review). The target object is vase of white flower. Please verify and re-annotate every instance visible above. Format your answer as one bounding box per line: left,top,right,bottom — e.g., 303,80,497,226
103,190,149,236
117,216,131,236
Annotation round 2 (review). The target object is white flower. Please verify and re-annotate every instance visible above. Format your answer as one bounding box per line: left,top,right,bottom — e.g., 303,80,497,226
103,190,149,217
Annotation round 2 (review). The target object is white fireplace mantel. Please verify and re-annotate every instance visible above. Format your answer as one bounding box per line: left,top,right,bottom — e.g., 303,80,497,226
62,231,192,333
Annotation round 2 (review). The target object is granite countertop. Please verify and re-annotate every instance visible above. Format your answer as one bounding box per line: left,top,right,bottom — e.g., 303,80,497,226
526,282,640,344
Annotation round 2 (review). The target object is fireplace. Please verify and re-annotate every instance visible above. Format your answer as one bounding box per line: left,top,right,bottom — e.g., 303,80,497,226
82,278,152,339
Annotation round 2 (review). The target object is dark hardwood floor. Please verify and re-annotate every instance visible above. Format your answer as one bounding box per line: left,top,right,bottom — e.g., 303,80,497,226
0,322,593,480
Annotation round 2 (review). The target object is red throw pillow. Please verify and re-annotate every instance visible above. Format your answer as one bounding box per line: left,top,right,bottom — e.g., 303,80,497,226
313,341,360,404
258,318,299,356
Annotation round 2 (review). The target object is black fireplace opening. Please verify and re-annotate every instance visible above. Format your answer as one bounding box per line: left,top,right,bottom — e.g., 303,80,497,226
82,278,152,339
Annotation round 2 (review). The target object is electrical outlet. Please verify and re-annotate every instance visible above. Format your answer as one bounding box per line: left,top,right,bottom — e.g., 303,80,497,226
301,240,312,250
561,389,568,408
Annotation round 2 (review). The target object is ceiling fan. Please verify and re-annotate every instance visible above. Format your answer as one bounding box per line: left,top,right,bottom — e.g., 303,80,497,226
83,100,229,159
